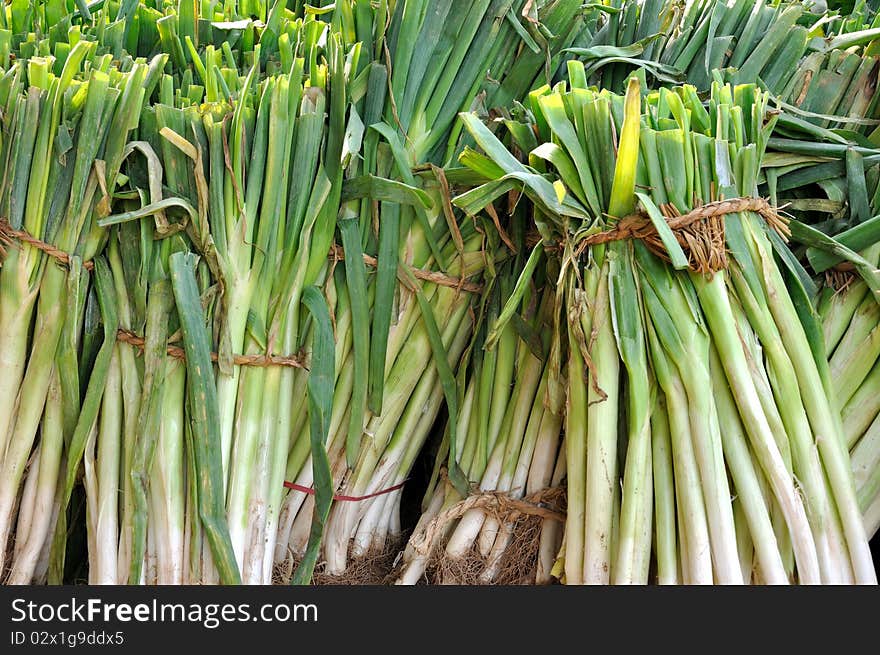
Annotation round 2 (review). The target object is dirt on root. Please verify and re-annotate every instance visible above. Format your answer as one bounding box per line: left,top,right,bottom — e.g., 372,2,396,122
386,486,566,585
426,511,549,585
273,535,407,585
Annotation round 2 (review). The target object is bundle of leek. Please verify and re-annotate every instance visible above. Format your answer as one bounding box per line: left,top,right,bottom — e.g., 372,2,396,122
450,68,876,584
273,0,551,580
81,11,355,584
394,251,567,584
0,44,151,583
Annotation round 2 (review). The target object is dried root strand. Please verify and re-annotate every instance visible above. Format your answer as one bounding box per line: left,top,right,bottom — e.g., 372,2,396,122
403,487,566,585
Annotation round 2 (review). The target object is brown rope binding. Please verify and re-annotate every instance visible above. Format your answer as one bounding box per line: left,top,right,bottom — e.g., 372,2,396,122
327,244,483,294
1,218,482,293
0,218,95,271
0,219,307,368
1,218,482,367
541,196,789,275
116,329,307,369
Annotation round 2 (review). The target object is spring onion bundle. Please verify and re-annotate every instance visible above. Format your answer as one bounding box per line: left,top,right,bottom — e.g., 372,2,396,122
273,0,559,581
87,10,355,584
0,44,150,582
394,268,566,584
447,70,876,584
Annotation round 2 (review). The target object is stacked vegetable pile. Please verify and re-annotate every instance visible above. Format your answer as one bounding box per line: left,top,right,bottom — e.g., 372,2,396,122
0,0,877,586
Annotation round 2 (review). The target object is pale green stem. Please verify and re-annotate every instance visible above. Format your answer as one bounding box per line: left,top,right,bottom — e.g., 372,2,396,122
583,268,619,585
822,281,868,355
0,248,39,460
95,349,123,584
851,412,880,511
564,285,589,586
0,263,66,575
650,397,678,585
8,372,64,584
152,360,186,584
733,498,754,584
709,344,789,584
729,267,846,582
649,334,712,584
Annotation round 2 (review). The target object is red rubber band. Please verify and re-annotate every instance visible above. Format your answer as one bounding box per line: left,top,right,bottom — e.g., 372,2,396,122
283,480,406,501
